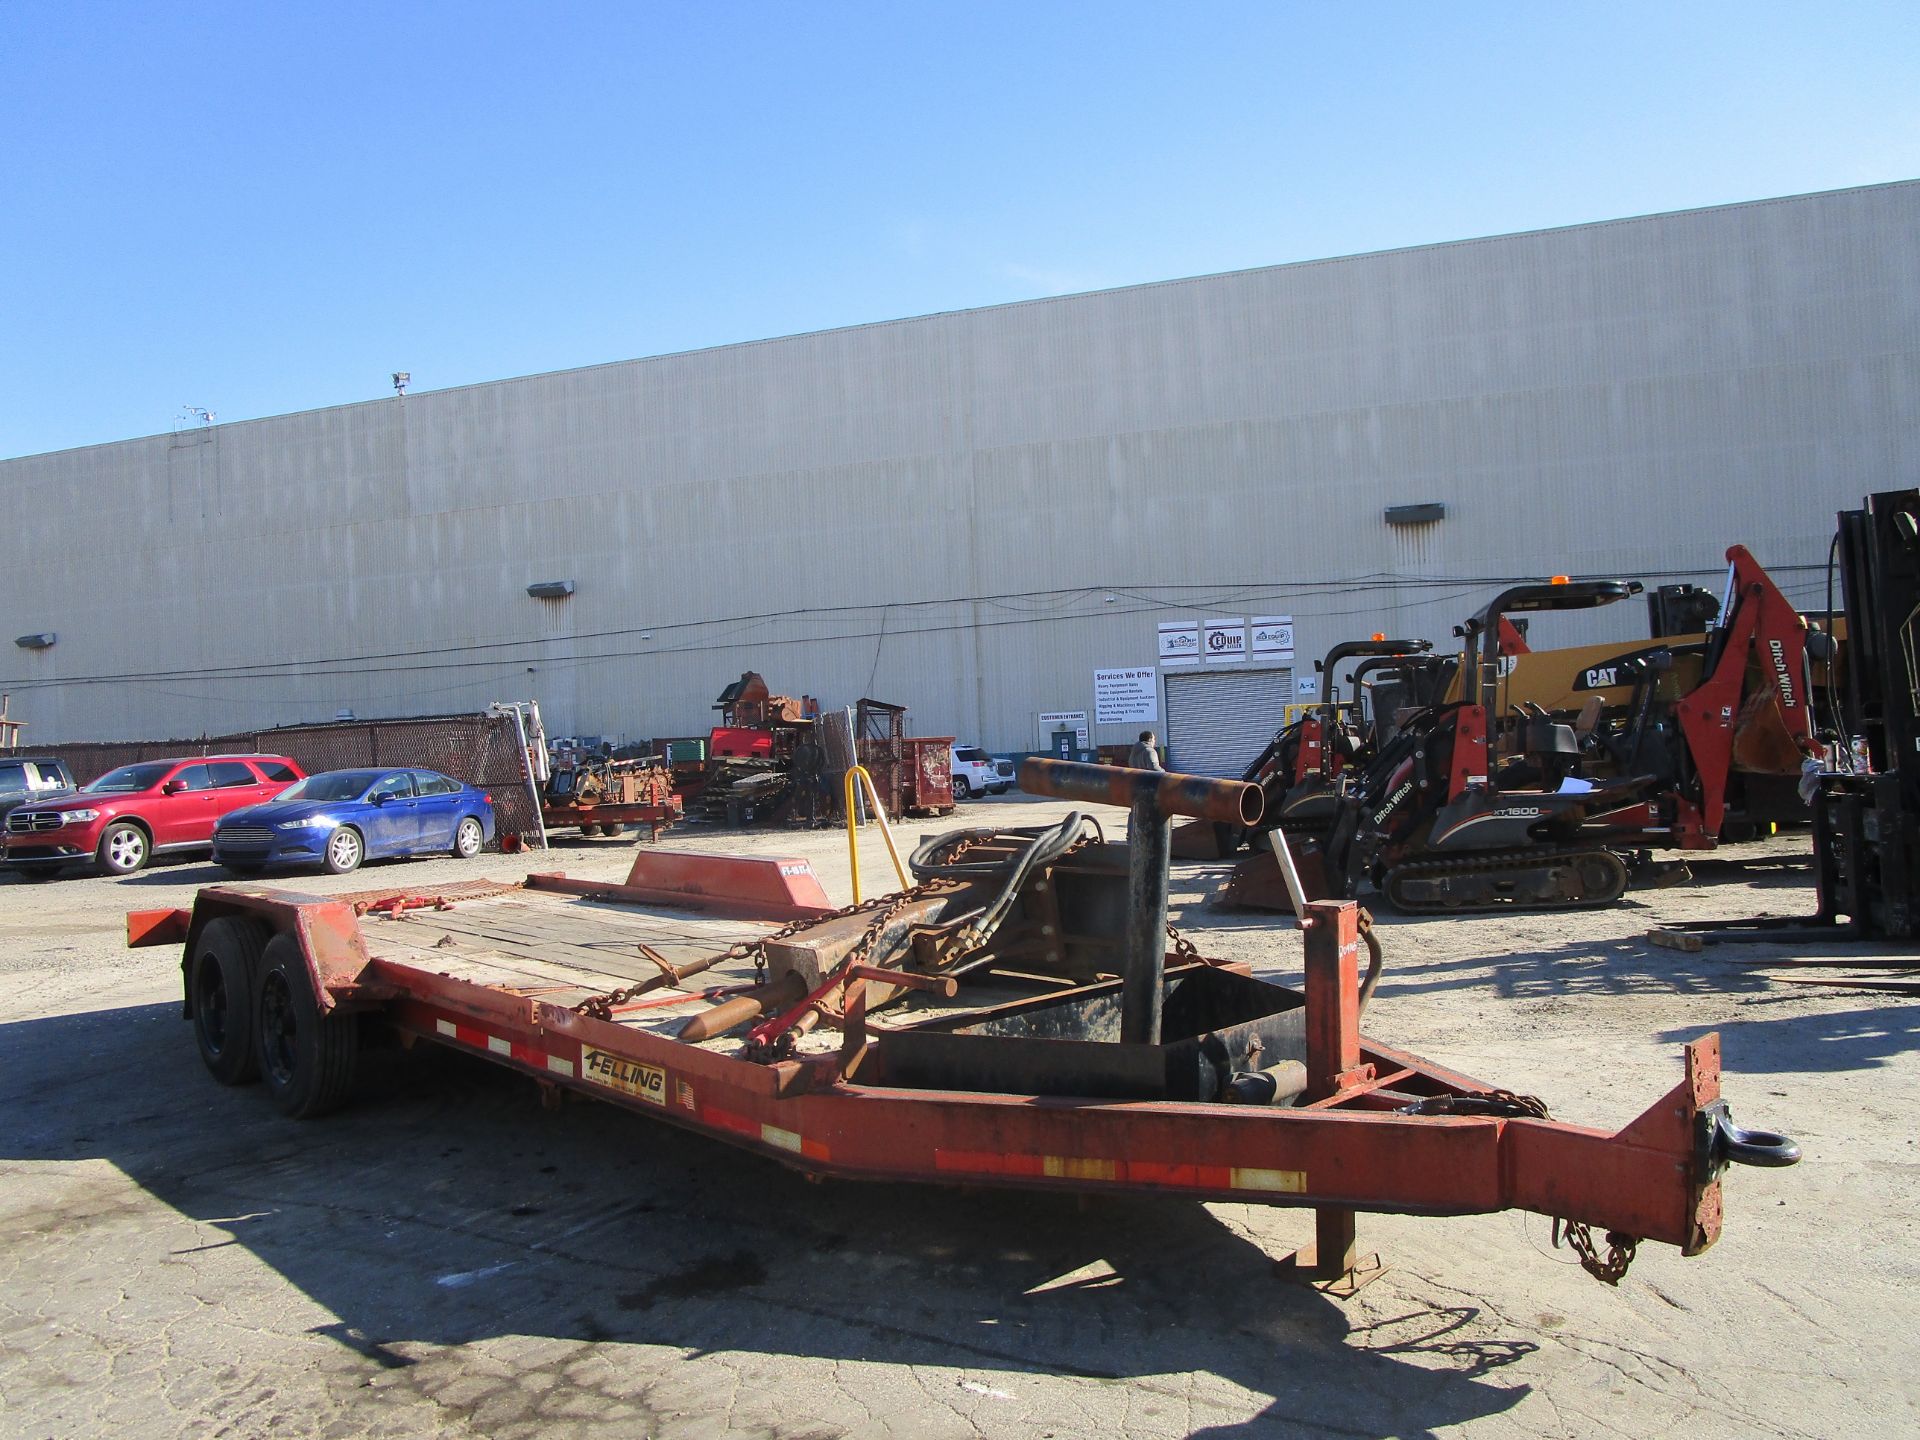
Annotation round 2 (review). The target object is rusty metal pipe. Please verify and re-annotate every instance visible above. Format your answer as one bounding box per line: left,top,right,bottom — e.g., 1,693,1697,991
677,973,806,1043
1018,758,1264,828
846,965,960,998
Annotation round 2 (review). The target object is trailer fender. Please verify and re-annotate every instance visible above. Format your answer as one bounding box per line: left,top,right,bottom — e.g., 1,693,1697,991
161,889,375,1021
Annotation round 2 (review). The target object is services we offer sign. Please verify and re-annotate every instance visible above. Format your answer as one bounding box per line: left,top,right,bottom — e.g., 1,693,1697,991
1157,621,1200,667
1094,668,1158,725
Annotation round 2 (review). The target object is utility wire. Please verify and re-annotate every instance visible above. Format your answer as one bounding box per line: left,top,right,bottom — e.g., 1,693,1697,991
0,564,1829,696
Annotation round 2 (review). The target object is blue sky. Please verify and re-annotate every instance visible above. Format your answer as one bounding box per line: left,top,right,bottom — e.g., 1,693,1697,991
2,2,1915,460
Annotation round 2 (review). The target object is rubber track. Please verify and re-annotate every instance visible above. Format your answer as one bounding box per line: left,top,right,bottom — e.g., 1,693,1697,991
1382,845,1630,914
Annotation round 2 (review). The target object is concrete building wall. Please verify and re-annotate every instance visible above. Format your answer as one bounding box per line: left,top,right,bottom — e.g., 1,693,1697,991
3,181,1917,754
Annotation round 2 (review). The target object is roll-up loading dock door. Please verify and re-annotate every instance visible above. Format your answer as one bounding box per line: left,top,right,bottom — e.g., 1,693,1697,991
1163,667,1294,778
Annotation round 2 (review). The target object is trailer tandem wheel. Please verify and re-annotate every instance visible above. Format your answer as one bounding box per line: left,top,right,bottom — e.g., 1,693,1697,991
255,933,358,1118
190,915,269,1085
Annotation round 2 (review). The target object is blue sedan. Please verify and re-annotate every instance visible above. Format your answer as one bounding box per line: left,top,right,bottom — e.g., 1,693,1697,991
212,768,496,875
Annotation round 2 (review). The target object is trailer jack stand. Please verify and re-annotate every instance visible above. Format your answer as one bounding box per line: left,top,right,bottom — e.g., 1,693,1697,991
1264,899,1395,1296
1275,1207,1386,1296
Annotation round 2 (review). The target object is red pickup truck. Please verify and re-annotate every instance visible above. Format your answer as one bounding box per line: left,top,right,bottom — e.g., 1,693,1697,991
4,754,305,879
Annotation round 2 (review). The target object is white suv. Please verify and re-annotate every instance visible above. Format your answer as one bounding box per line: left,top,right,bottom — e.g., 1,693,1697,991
950,745,1011,799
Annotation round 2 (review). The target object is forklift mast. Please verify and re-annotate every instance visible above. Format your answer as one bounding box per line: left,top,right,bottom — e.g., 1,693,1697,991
1830,489,1920,935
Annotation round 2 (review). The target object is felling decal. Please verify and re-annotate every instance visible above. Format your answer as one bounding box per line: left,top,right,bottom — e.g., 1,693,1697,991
581,1048,667,1105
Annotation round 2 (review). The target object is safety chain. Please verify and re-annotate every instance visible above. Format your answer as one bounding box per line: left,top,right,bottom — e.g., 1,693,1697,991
568,898,898,1021
1553,1217,1640,1286
570,890,940,1021
1474,1088,1642,1286
1165,922,1200,960
746,881,952,1062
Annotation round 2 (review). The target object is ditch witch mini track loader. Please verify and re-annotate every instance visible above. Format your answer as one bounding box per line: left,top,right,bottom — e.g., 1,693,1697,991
1170,638,1447,863
1227,554,1829,915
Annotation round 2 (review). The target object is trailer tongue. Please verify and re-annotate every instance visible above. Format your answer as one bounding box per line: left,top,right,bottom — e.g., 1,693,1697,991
131,758,1797,1288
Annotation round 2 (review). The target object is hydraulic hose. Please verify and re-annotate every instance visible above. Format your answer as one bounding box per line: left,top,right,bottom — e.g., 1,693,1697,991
908,812,1103,960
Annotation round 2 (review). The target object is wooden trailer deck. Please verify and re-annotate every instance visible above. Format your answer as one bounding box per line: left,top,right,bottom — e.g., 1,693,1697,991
356,887,1097,1056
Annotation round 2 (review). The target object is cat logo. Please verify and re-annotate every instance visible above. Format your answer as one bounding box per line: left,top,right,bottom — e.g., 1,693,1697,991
1583,665,1619,689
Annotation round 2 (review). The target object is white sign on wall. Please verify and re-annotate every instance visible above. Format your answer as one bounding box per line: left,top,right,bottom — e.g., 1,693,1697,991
1037,710,1090,749
1094,668,1159,724
1157,621,1200,667
1295,674,1320,698
1203,617,1247,665
1250,615,1295,660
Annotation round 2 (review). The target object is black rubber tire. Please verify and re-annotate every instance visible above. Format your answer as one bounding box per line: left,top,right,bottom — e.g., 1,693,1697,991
255,933,358,1119
322,826,364,874
953,777,972,800
191,915,269,1085
96,820,150,875
453,816,485,857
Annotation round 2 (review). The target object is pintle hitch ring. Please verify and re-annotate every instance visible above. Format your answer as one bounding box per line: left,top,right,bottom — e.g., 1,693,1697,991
1695,1099,1802,1181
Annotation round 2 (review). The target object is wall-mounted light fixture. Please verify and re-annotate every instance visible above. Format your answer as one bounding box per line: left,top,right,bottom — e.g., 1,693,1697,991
1384,503,1446,527
526,580,576,600
15,633,55,650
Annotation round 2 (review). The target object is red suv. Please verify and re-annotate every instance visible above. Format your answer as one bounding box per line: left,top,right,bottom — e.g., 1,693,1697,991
3,755,306,879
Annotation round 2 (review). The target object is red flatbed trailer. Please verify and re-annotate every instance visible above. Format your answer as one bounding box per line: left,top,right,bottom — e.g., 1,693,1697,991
539,798,683,839
128,822,1798,1286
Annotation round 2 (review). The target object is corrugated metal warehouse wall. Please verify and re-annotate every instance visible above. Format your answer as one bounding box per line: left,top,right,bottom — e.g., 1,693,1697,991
3,182,1916,758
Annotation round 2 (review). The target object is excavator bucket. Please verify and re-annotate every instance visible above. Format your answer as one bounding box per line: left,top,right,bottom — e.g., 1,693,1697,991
1170,816,1240,860
1211,841,1333,913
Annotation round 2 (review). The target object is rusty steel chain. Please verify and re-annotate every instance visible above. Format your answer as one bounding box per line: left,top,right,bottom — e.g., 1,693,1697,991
1470,1088,1642,1286
568,879,960,1029
568,906,864,1021
1165,922,1201,960
1554,1218,1640,1286
746,879,956,1062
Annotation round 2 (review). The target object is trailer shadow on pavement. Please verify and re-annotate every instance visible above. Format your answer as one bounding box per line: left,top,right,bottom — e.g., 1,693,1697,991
1,1000,1539,1438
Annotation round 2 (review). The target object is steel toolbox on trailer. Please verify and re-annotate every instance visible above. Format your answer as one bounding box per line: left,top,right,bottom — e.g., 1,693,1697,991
130,758,1798,1286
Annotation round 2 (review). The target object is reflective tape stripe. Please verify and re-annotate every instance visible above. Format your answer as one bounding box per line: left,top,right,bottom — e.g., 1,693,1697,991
429,1017,573,1081
1230,1167,1307,1193
762,1124,804,1154
935,1149,1307,1195
703,1107,828,1160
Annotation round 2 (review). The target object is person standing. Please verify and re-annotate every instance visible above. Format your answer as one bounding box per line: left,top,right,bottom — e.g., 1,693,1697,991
788,731,830,827
1128,730,1164,771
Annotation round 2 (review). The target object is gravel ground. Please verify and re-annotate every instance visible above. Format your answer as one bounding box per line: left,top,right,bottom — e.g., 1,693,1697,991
1,796,1913,1439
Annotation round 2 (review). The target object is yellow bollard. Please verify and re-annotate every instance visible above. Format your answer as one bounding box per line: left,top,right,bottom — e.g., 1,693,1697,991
842,764,910,903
